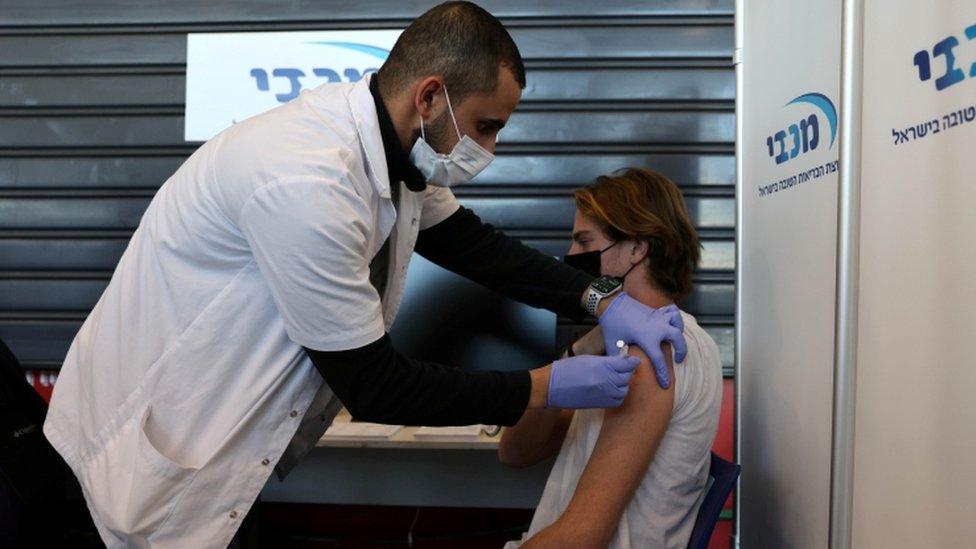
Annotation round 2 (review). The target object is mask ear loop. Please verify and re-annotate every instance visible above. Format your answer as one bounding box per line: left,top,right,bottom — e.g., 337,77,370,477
442,84,463,141
419,84,461,144
600,239,643,282
619,241,646,281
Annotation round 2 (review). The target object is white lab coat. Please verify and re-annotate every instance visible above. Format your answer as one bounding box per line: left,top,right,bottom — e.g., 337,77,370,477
43,76,460,548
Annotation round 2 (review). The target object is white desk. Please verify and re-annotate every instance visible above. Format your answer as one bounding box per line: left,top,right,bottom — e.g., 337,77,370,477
317,408,500,450
263,409,552,509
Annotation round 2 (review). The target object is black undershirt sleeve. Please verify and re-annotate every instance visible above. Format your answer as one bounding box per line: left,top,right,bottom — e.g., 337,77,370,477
305,334,532,426
414,206,595,322
305,206,594,426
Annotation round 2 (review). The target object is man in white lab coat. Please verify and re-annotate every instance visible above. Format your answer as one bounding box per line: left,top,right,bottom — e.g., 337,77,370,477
44,2,688,546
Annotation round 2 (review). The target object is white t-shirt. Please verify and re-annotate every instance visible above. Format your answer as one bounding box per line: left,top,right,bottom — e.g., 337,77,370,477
505,311,722,549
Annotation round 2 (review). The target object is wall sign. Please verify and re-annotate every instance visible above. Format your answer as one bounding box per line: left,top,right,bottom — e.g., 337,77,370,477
185,30,402,141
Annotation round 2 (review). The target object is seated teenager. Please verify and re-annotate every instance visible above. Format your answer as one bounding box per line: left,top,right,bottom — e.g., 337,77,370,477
500,168,722,549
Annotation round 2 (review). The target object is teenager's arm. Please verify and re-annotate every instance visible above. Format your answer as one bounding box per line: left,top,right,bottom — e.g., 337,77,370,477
521,343,675,548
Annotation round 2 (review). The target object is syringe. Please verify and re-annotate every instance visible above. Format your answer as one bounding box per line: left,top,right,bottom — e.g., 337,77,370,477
616,339,629,357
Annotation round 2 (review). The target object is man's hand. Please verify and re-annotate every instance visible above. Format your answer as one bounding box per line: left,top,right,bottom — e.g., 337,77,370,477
597,292,687,389
546,354,640,409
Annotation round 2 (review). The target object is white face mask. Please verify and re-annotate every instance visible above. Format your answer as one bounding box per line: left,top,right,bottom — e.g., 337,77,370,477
409,85,494,188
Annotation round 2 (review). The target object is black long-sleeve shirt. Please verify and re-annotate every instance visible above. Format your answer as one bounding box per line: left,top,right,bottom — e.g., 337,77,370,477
303,74,594,427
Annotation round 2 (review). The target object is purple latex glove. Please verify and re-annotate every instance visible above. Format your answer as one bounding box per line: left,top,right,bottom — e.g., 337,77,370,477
598,292,687,389
547,354,641,409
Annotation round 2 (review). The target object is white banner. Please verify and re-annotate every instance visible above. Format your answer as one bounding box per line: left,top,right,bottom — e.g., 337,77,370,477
184,30,402,141
853,1,976,546
737,0,842,546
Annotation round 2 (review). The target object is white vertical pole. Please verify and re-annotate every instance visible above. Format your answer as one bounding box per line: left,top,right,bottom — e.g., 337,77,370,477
732,0,745,547
830,0,864,547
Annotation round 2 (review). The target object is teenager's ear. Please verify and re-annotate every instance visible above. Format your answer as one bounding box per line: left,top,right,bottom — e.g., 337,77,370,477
631,239,650,264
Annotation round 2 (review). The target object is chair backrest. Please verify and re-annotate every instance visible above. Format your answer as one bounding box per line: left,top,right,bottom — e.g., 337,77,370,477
687,452,741,549
0,339,97,545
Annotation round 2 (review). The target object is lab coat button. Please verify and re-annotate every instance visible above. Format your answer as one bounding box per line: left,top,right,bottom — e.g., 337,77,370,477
289,410,298,418
261,458,270,466
229,511,239,519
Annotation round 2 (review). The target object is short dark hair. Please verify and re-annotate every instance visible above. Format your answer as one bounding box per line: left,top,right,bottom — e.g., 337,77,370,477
377,1,526,103
574,168,702,300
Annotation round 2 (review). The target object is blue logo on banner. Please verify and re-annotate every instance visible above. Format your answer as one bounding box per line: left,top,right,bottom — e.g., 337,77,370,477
913,22,976,92
893,20,976,146
766,92,838,165
249,42,391,103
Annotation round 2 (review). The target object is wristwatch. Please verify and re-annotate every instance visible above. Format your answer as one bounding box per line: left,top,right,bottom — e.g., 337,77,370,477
584,275,623,317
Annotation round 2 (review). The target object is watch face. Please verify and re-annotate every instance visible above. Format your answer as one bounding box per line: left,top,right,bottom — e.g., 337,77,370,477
591,276,622,294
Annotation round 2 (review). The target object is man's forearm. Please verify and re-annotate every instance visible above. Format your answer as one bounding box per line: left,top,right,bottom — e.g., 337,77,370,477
306,334,535,426
416,207,595,319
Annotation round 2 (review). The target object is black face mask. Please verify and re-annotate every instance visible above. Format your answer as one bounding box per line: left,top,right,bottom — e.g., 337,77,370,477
563,241,619,278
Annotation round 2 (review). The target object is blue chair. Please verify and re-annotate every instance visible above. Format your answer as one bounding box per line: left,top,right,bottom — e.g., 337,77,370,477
687,452,741,549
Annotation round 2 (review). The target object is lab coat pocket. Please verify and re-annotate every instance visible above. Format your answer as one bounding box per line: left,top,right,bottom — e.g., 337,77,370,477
82,404,198,542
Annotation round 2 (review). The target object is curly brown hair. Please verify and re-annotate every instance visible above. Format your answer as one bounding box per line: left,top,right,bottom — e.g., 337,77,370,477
574,168,701,299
